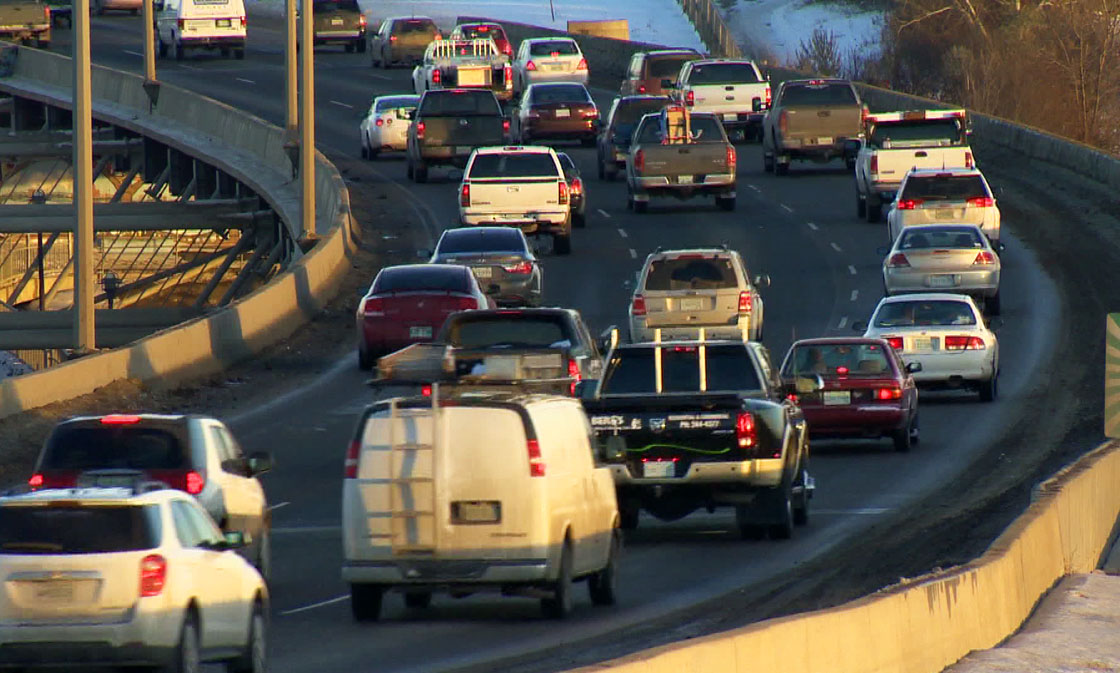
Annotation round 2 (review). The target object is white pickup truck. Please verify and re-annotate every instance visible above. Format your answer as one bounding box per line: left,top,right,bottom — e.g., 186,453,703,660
669,59,771,141
458,146,573,255
412,38,514,102
854,108,974,222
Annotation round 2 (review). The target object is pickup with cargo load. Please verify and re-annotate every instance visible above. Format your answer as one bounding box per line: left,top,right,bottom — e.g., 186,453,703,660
0,0,50,47
762,78,864,175
625,107,737,212
406,89,508,183
581,338,812,539
854,108,975,222
412,38,513,102
668,59,771,141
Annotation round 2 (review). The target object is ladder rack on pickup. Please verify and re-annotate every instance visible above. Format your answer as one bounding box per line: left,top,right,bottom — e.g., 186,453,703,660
660,105,692,145
426,38,499,63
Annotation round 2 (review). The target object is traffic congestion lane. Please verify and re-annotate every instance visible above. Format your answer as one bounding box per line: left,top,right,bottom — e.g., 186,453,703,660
53,16,1062,672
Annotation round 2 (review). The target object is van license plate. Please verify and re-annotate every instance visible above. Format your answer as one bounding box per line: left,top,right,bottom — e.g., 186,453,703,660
409,326,432,338
452,501,500,524
35,581,74,603
822,391,851,406
643,461,675,478
216,18,231,27
816,136,833,145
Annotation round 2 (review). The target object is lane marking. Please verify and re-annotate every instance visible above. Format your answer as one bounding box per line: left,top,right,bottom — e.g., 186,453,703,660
179,64,201,71
268,501,290,511
617,228,628,238
837,316,848,329
807,222,819,231
814,507,892,515
850,290,859,301
597,208,611,219
368,73,391,80
330,100,354,109
747,184,760,192
780,204,793,213
629,248,637,259
236,77,256,85
280,594,349,616
123,49,143,57
271,525,341,534
848,265,857,276
830,242,843,252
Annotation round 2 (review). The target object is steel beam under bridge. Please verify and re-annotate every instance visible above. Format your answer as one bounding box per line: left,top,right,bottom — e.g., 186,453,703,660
0,199,269,233
0,307,204,349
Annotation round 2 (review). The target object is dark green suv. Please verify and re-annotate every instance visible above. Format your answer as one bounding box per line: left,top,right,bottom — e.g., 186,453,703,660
311,0,365,52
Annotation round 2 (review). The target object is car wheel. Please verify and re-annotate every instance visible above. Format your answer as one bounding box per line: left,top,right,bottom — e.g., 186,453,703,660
255,526,272,583
158,36,168,58
734,505,766,541
845,157,857,171
356,39,366,53
413,161,428,183
404,592,432,609
762,151,774,173
979,372,998,402
379,48,388,69
716,195,735,211
358,344,375,371
633,199,648,214
793,467,810,526
360,143,368,160
767,485,794,540
774,159,789,176
856,191,866,218
345,42,355,53
572,211,586,229
164,611,201,673
866,200,882,223
619,502,639,530
541,540,573,619
173,38,183,61
588,529,620,606
406,157,415,181
553,233,572,255
227,604,266,673
234,48,245,60
350,583,383,622
910,411,920,445
987,291,1001,316
891,421,912,452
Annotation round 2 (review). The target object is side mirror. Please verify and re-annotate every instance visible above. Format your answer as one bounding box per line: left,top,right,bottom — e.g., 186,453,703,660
851,320,868,332
905,361,923,374
660,78,674,89
222,531,248,549
752,97,762,112
753,274,771,288
574,379,598,400
248,451,273,476
597,326,619,354
794,375,824,394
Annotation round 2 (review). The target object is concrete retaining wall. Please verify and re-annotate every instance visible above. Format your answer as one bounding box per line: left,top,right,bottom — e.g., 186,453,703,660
0,46,355,418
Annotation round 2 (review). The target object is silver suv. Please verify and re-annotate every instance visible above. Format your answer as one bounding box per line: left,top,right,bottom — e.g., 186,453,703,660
628,247,769,343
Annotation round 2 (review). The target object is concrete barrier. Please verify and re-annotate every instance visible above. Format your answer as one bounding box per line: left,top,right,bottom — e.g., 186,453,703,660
0,46,355,418
567,20,630,41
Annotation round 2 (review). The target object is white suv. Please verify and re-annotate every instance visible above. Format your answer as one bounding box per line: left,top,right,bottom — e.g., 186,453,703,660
0,484,267,671
887,167,1001,246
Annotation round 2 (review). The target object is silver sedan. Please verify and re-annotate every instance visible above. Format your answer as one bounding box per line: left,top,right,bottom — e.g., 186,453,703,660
882,223,1003,315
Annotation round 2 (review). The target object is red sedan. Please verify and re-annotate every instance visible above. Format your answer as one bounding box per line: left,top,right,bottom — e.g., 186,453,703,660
779,337,920,451
356,264,490,370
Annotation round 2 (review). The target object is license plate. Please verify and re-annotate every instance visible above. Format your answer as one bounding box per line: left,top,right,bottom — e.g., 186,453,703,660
35,581,74,602
546,63,565,71
409,326,432,338
679,297,704,311
678,175,694,184
452,501,500,524
458,68,488,86
928,274,956,288
724,113,737,121
822,390,851,406
216,18,231,27
555,108,570,118
911,337,934,352
330,17,343,25
642,461,675,478
817,136,833,145
935,209,955,219
472,267,492,279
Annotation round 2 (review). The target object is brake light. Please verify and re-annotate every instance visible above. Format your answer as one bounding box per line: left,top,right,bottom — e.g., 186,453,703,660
358,15,365,28
631,294,646,317
240,15,246,28
432,69,441,85
526,60,537,72
897,198,922,210
558,180,568,205
504,63,512,89
576,58,588,71
973,251,996,265
965,151,973,168
503,261,532,274
779,110,788,135
869,154,878,175
416,121,425,139
527,439,545,477
570,177,583,195
944,335,986,350
567,358,581,396
101,414,141,425
185,471,205,495
389,35,397,42
764,85,771,107
460,183,471,207
726,146,736,171
43,4,49,19
638,84,646,93
634,149,644,173
887,253,910,268
685,90,694,107
139,555,167,597
28,473,43,489
875,386,903,401
177,18,184,29
421,384,432,397
502,118,510,134
503,43,512,56
966,196,994,207
456,296,479,310
735,412,756,448
343,440,360,478
738,290,752,315
886,337,904,351
362,296,385,316
375,118,383,127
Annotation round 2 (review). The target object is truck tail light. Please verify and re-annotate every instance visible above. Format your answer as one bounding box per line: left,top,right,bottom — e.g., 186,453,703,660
576,58,588,71
886,337,903,351
738,290,752,316
973,251,996,265
966,196,994,207
177,18,185,30
44,4,50,20
869,154,878,176
344,440,360,478
361,296,385,317
944,335,986,350
631,294,646,317
965,151,973,168
527,439,546,477
432,68,441,85
558,180,568,205
779,110,788,135
504,63,512,89
503,261,532,274
460,183,471,207
897,198,922,210
638,84,646,94
887,253,910,268
634,149,644,173
184,470,205,495
525,60,537,71
502,118,510,134
416,121,425,139
726,145,737,170
875,386,902,401
240,15,246,28
570,177,583,195
139,555,167,597
685,90,694,107
735,412,756,448
764,85,771,108
567,358,581,396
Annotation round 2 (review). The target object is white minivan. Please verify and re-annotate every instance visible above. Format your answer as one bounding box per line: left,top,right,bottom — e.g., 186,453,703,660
341,387,620,620
155,0,247,61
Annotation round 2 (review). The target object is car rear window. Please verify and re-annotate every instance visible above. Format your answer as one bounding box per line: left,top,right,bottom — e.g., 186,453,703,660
783,343,894,378
530,84,591,104
899,227,984,250
873,300,977,328
869,120,963,149
0,504,161,555
394,18,436,34
529,40,579,56
643,256,737,291
41,426,188,471
601,346,762,394
468,153,559,179
438,229,525,254
647,54,698,78
901,175,988,201
780,82,857,106
375,96,418,114
446,316,572,348
686,62,760,85
461,25,505,41
372,266,470,294
313,0,358,10
419,91,502,116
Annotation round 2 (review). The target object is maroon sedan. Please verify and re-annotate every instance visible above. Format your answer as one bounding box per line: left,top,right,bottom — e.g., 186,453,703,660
514,82,600,146
779,337,920,451
356,264,490,370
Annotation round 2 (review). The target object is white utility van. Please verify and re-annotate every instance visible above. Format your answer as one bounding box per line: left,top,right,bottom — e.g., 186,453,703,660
341,387,620,620
155,0,247,61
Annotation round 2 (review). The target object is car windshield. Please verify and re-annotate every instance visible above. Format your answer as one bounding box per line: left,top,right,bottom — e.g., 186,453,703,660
873,300,977,327
468,153,559,178
419,91,502,116
437,230,525,254
446,316,572,348
899,227,984,250
644,256,737,291
394,19,436,34
530,85,591,104
601,346,762,394
372,267,470,294
0,504,161,555
687,62,760,85
901,175,988,201
647,54,698,78
869,120,964,149
783,343,894,378
42,426,188,471
529,40,578,56
780,82,857,106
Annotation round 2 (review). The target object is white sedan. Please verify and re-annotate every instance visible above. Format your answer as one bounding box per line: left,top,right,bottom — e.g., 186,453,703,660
359,94,419,159
887,167,1001,246
512,37,589,94
882,223,1003,314
861,293,999,401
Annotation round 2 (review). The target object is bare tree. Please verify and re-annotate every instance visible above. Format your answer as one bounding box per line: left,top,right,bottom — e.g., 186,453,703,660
792,27,843,76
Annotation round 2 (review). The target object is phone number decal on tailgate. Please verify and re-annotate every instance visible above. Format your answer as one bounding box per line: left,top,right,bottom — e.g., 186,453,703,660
590,415,642,430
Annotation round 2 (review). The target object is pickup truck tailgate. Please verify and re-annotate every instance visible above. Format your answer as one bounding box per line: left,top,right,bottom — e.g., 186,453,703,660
639,144,729,180
691,83,768,116
422,116,503,147
466,177,563,216
783,106,861,142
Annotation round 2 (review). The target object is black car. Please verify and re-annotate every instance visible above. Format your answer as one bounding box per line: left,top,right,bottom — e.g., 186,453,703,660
429,227,543,307
597,94,671,181
556,152,587,229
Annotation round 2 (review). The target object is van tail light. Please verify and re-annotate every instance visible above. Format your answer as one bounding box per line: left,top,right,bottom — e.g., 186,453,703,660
570,177,583,195
177,18,185,30
361,296,385,317
735,412,756,449
886,336,904,351
240,15,246,28
502,118,511,134
875,386,903,401
779,110,788,135
764,85,771,108
944,335,986,351
634,149,644,173
504,63,512,89
432,68,441,85
343,440,360,478
139,555,167,597
184,471,205,495
416,121,425,139
631,294,647,317
726,146,736,171
964,151,973,168
460,183,471,207
973,251,996,265
576,58,588,71
966,196,994,207
567,358,581,396
897,198,922,210
738,290,752,316
869,154,878,176
44,4,50,20
685,90,694,107
525,60,537,72
28,473,43,489
527,439,546,477
887,253,910,268
102,414,141,425
455,296,479,310
558,180,569,205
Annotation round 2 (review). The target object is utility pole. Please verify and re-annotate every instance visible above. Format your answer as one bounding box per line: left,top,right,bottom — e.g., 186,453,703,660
299,0,315,240
285,0,297,130
143,0,156,82
73,0,95,351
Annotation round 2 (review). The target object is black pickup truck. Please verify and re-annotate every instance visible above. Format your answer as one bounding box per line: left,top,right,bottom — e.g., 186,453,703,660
406,88,508,183
580,339,812,539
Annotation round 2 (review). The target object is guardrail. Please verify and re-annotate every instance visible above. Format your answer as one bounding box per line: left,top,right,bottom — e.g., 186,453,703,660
1108,314,1120,439
0,45,355,418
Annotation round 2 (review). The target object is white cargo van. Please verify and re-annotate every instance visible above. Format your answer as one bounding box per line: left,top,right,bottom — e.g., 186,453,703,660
341,388,619,620
155,0,247,61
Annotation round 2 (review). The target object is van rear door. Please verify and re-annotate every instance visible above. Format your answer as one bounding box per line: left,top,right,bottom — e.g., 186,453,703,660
180,0,245,38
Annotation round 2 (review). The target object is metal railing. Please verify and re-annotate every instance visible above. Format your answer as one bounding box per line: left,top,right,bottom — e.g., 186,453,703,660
676,0,742,58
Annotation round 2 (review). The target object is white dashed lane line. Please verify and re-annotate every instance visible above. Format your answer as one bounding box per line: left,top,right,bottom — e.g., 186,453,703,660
830,242,843,252
236,77,256,85
850,290,859,301
807,222,819,231
123,49,143,57
837,316,848,329
780,204,793,213
748,184,760,192
280,594,350,616
598,208,611,219
617,228,628,238
629,248,637,259
848,265,858,275
330,100,354,109
268,501,290,511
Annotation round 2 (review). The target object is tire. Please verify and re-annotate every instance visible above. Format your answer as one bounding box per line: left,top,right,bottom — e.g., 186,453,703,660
235,48,245,60
979,372,998,402
716,195,735,211
793,467,810,526
356,39,366,53
588,530,620,606
254,526,272,583
856,191,866,218
572,210,586,229
619,503,639,530
845,157,857,171
762,152,774,173
358,344,375,371
158,37,167,58
541,541,573,619
633,199,648,214
345,42,355,53
987,291,1001,316
413,161,428,183
768,485,794,540
163,611,200,673
553,234,572,255
891,422,912,452
597,157,605,180
173,39,183,61
866,200,882,223
379,48,388,69
360,143,368,160
227,604,266,673
774,159,789,176
406,158,415,181
735,505,765,541
404,592,432,609
350,583,383,622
